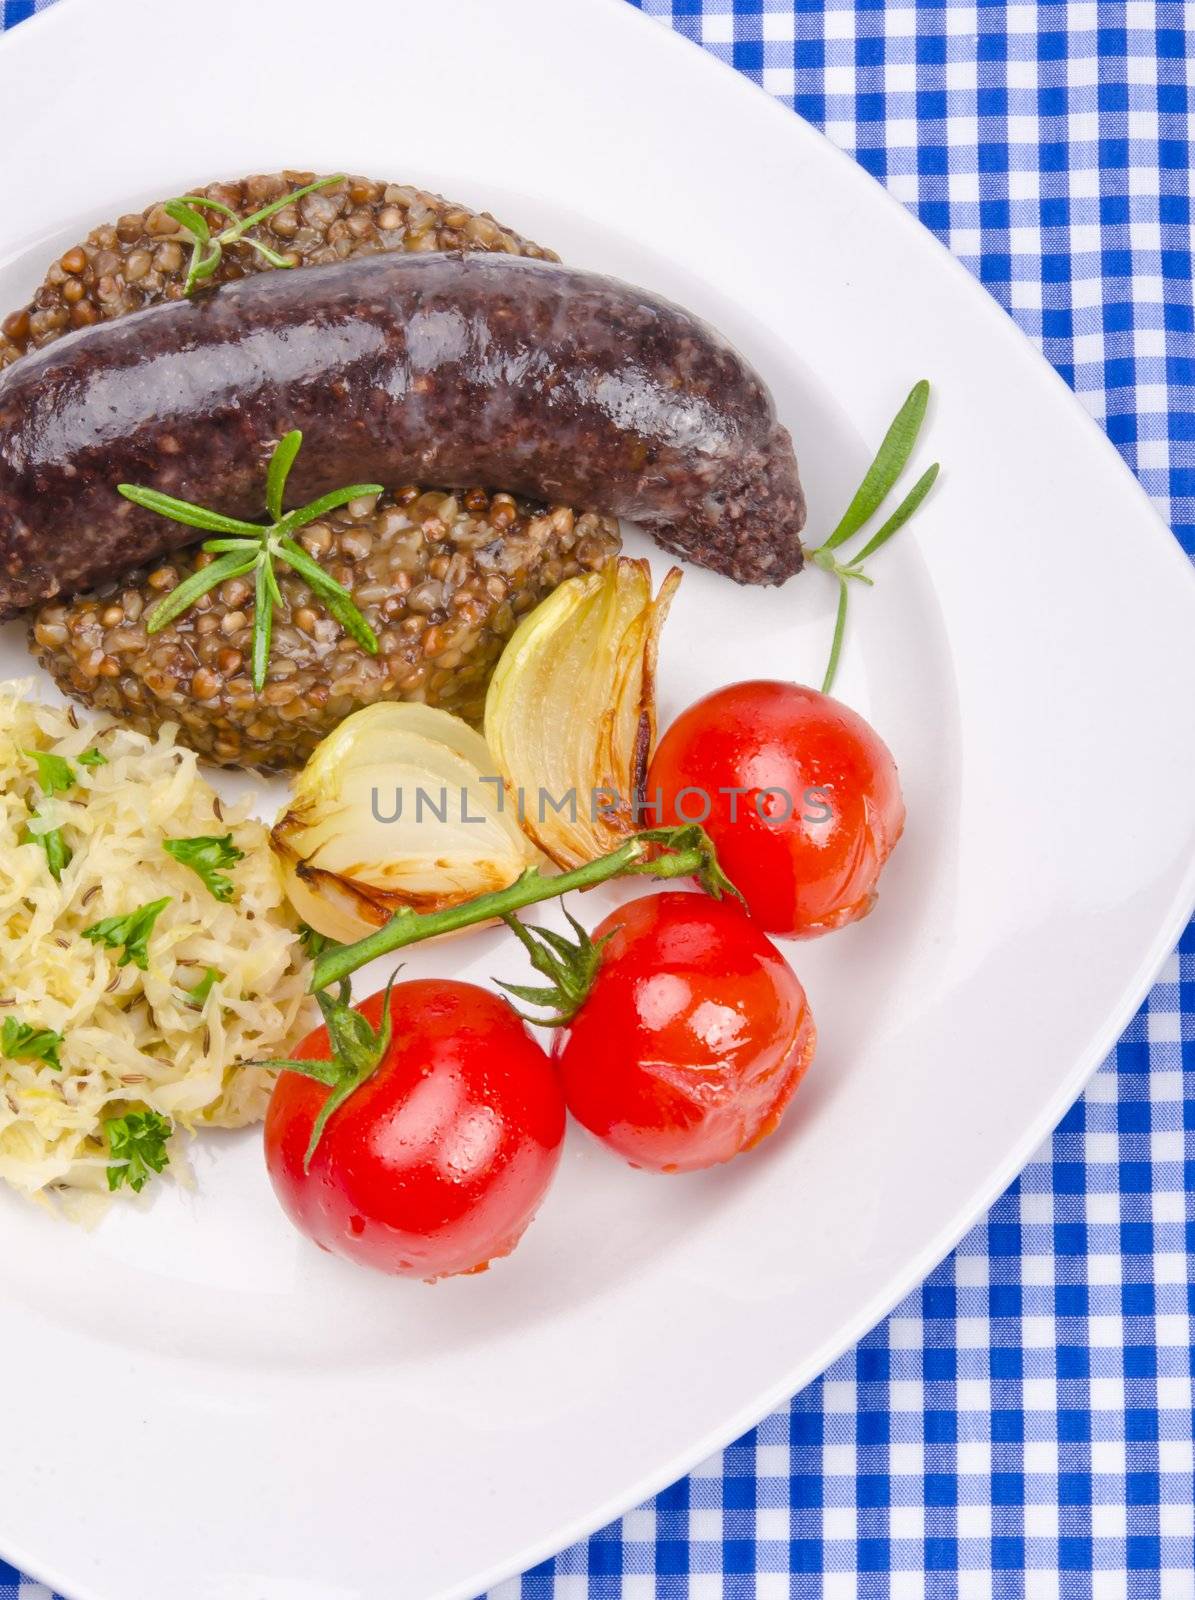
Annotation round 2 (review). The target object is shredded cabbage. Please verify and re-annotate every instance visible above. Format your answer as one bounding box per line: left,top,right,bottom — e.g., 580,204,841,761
0,683,316,1208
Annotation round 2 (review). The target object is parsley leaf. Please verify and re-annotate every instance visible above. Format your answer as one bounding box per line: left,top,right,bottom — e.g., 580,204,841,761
1,1017,64,1071
18,749,77,882
184,967,220,1005
83,897,171,970
22,747,75,796
105,1109,172,1193
19,816,72,883
163,834,244,902
78,747,108,769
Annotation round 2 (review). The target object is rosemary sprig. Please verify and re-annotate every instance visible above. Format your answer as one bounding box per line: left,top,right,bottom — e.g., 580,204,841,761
164,175,344,297
810,380,940,695
118,432,382,694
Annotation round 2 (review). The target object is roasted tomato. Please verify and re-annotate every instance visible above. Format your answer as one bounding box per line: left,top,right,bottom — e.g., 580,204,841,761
647,679,905,937
264,979,565,1279
553,891,815,1172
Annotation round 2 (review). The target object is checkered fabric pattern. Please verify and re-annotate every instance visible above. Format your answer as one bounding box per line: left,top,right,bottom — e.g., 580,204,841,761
1,1,1192,1596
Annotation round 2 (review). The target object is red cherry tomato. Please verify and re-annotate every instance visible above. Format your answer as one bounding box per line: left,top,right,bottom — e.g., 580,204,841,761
264,979,565,1279
647,679,905,938
554,891,815,1172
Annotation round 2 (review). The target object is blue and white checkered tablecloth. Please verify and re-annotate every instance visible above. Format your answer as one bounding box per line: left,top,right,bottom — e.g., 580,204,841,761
1,1,1192,1596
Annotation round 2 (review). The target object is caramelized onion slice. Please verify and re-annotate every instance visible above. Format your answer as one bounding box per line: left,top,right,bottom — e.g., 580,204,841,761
271,702,538,943
484,557,681,870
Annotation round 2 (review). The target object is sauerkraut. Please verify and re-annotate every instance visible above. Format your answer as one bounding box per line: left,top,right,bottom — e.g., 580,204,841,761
0,683,315,1205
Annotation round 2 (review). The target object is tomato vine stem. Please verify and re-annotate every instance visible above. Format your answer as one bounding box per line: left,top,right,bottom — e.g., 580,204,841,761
309,824,742,994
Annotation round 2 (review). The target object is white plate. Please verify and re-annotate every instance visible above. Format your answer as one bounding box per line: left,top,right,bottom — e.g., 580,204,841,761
2,1,1194,1597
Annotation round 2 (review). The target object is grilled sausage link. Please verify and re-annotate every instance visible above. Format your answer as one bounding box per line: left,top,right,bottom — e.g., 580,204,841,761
0,252,805,617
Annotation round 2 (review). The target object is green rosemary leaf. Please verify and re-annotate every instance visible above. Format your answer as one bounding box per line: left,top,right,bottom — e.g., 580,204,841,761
850,462,940,565
262,550,285,610
117,484,262,537
300,579,379,655
252,558,274,694
266,430,303,521
321,596,378,656
173,193,241,223
180,237,207,298
273,536,352,597
162,199,211,243
144,550,258,636
229,174,344,239
242,237,294,270
276,538,379,654
819,380,930,552
201,537,261,553
278,484,384,535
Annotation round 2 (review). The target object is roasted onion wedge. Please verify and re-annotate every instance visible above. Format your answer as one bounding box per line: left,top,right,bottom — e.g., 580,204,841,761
271,702,537,943
484,558,681,870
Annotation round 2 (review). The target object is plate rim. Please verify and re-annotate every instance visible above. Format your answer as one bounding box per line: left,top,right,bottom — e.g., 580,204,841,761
0,1,1194,1596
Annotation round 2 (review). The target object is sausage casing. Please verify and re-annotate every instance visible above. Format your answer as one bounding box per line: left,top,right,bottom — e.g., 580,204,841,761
0,252,805,617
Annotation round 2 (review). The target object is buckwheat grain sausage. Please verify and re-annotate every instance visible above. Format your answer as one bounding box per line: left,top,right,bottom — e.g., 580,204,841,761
0,252,805,617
